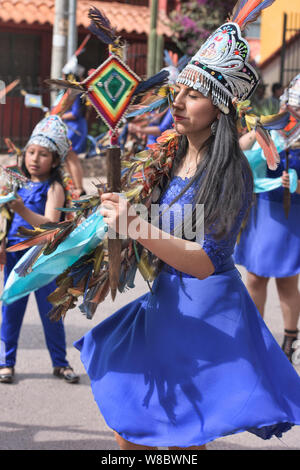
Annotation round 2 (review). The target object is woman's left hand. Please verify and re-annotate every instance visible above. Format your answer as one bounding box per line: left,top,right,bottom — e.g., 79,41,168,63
281,170,290,189
99,193,138,238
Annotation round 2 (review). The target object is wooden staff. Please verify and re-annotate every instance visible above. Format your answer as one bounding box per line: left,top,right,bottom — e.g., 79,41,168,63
283,150,290,219
106,133,122,300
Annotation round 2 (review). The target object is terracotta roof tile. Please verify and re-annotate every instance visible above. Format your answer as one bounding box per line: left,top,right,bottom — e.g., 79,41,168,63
0,0,173,37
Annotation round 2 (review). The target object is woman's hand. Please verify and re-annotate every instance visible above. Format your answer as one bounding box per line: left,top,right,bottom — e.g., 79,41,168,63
281,170,290,189
99,193,139,238
8,196,25,215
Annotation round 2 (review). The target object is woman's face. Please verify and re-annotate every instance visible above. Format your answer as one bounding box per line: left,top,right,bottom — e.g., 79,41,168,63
172,83,219,137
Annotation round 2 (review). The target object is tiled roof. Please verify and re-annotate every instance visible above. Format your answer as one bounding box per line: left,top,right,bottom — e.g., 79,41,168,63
0,0,173,36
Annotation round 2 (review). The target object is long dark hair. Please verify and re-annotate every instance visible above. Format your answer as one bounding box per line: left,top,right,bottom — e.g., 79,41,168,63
159,102,254,241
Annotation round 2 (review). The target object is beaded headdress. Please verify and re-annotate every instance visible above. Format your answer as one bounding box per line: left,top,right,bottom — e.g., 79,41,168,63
280,73,300,109
26,115,71,161
177,0,276,114
279,73,300,147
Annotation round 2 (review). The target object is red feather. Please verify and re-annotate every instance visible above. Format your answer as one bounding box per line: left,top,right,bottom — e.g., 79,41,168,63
50,88,80,116
6,229,59,252
232,0,275,30
255,126,280,171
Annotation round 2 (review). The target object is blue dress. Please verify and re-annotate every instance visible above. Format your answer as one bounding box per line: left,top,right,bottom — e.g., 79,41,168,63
74,175,300,448
0,181,68,368
234,148,300,277
64,95,88,154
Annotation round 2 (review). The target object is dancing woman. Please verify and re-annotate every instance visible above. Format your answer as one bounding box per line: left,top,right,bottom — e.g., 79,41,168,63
74,3,300,450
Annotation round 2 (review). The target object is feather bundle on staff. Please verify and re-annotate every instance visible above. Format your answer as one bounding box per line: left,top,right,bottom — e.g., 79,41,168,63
88,7,118,45
1,130,180,320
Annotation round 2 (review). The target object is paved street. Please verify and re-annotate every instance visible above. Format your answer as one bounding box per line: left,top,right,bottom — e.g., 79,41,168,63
0,177,299,451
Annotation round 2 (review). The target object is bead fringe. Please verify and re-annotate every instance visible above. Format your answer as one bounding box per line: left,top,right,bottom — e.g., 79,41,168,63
177,66,231,113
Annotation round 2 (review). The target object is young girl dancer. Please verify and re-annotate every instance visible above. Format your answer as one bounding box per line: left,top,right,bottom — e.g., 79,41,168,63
0,115,79,384
74,7,300,450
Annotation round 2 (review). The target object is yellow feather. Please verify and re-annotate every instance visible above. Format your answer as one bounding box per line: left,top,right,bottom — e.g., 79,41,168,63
93,245,105,276
137,251,157,282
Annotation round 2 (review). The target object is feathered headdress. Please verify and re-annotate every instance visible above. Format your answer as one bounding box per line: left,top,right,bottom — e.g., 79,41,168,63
177,0,276,114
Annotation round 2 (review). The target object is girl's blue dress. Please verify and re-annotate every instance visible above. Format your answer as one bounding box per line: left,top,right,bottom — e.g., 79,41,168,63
74,175,300,448
234,148,300,277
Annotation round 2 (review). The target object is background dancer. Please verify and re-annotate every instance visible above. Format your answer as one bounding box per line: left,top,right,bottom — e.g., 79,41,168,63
0,116,79,384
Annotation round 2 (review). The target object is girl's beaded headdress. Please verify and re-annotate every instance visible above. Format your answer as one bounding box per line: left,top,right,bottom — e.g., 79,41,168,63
177,0,276,114
26,115,71,162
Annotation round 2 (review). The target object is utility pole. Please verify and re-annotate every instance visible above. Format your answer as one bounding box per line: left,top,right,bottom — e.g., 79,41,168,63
50,0,69,105
155,34,164,73
67,0,77,60
147,0,158,77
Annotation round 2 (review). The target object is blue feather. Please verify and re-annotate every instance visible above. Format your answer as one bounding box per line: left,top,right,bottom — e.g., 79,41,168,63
127,97,168,117
231,0,248,22
178,55,190,71
88,7,116,45
164,50,173,67
263,113,290,131
244,0,275,25
14,245,45,277
231,0,276,30
133,70,169,97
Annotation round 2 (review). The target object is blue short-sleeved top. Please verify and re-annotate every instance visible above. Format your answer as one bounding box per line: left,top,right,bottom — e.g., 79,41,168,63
158,174,251,274
7,180,51,245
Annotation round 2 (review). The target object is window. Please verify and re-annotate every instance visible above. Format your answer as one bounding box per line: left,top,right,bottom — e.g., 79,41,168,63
245,18,261,39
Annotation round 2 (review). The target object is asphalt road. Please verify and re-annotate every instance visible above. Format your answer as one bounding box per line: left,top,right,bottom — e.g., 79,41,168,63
0,178,299,451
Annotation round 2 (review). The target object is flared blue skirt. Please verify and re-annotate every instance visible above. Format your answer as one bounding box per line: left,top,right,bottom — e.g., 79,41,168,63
234,197,300,278
74,267,300,447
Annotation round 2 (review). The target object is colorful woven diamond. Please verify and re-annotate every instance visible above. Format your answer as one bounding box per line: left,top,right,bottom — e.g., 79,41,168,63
83,55,141,131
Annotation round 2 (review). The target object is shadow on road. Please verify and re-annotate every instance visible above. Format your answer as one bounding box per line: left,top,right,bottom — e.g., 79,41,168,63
0,421,118,450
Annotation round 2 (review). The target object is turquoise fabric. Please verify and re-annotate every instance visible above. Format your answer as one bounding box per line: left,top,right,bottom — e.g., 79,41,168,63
1,210,108,305
245,130,298,193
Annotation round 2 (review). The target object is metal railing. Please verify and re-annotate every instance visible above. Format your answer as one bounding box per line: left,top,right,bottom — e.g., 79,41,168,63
280,12,300,86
